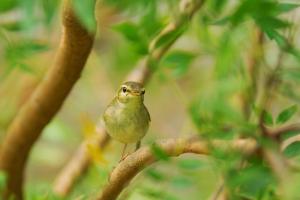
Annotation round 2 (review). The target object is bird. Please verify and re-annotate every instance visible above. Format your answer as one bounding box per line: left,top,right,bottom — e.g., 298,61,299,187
103,81,150,161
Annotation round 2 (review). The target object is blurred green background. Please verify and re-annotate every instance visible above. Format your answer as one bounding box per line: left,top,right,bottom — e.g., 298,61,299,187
1,0,300,199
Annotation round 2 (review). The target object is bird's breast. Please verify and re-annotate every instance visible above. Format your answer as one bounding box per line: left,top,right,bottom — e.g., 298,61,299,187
103,103,149,144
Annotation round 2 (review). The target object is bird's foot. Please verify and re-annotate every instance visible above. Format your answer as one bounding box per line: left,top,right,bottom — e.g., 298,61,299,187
119,153,130,163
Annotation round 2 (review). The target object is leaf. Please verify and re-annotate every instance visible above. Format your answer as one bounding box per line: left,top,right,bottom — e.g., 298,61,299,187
72,0,96,32
178,158,205,170
139,1,163,39
283,141,300,158
255,16,290,30
113,22,141,41
0,171,6,190
145,168,165,181
264,29,288,48
80,113,96,139
151,143,170,161
0,0,18,13
276,3,299,14
263,110,273,126
41,0,59,25
162,50,195,76
171,176,193,188
276,105,298,124
4,41,48,72
113,21,148,55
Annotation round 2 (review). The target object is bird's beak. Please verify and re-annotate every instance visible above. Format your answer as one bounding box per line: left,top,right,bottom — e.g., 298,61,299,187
131,91,141,96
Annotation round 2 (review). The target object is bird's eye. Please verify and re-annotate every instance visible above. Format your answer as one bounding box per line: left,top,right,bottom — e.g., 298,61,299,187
141,89,145,94
122,87,127,93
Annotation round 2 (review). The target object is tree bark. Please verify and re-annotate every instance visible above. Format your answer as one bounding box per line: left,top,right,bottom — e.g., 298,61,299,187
0,0,95,199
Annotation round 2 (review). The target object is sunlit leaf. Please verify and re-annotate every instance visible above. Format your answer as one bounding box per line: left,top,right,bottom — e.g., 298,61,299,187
276,105,298,124
80,113,96,139
283,141,300,158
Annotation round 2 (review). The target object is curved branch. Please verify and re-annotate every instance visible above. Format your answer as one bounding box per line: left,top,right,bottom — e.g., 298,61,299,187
53,0,205,197
267,123,300,138
97,138,257,200
0,0,95,199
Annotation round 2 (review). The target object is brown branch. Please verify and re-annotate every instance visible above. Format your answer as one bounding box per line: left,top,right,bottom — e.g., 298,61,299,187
266,123,300,138
97,137,257,200
0,0,95,199
52,0,205,197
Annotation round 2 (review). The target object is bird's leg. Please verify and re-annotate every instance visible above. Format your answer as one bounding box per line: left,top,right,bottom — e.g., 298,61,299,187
135,140,141,151
119,144,128,162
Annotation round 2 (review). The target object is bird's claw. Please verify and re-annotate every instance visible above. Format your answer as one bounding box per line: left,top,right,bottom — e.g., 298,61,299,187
119,153,130,162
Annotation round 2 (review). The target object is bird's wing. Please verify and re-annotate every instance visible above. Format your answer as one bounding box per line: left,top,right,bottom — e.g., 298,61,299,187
145,105,151,122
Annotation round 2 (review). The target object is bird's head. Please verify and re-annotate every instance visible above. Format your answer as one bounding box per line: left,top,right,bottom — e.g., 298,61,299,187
117,81,145,104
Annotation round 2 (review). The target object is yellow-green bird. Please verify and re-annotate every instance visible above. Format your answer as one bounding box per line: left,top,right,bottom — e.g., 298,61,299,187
103,81,150,160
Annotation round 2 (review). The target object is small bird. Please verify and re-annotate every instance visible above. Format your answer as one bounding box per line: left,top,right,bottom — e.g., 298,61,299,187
103,81,150,160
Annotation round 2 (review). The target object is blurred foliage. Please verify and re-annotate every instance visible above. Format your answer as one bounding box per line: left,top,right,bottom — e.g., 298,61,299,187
1,0,300,200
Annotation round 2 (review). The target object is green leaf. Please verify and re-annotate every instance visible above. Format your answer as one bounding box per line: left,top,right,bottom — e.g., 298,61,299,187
255,16,290,30
41,0,59,25
0,0,18,12
283,141,300,158
4,41,48,73
72,0,96,32
264,29,288,49
113,21,148,55
145,168,165,181
162,50,195,76
171,176,193,188
263,110,273,126
0,171,7,190
113,22,141,41
276,3,299,14
276,105,298,124
178,158,205,170
139,1,163,39
151,143,170,161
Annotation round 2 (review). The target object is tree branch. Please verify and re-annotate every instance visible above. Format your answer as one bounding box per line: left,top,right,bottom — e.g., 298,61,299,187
267,123,300,138
53,0,205,197
0,0,95,199
97,137,257,200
